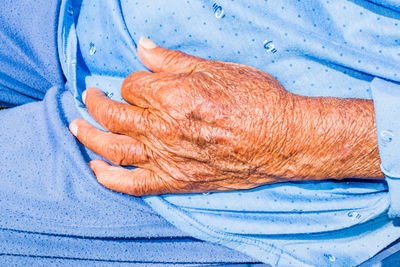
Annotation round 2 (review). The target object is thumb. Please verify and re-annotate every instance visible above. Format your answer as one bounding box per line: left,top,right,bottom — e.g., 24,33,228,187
137,36,205,74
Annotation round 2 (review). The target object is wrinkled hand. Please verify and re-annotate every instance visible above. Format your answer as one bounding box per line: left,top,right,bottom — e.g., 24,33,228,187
69,37,383,196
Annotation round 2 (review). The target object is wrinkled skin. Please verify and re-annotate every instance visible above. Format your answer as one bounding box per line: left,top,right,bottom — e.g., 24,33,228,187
70,37,384,196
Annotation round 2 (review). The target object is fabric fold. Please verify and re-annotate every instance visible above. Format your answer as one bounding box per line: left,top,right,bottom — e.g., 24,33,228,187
371,78,400,218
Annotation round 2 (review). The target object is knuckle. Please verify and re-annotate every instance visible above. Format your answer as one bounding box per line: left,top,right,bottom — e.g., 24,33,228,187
121,80,132,99
156,175,182,194
122,71,151,96
129,171,156,196
127,178,141,196
125,71,150,83
139,108,151,128
126,71,151,87
107,142,126,165
161,51,180,68
157,80,191,110
105,104,126,125
191,61,209,72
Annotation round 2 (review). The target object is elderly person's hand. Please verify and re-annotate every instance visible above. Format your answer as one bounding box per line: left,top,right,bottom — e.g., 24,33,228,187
69,37,384,196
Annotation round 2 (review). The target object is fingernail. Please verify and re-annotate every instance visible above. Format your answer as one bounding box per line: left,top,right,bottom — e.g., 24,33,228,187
69,122,78,136
82,90,87,104
139,36,157,50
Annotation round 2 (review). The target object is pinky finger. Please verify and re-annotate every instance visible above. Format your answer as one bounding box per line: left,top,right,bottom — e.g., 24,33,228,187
88,159,168,196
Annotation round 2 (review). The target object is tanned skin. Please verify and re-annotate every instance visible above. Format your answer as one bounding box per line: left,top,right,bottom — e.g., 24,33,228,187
69,37,383,196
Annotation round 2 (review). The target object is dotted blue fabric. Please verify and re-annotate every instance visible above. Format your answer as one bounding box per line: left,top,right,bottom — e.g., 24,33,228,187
0,0,64,107
371,78,400,219
60,0,400,266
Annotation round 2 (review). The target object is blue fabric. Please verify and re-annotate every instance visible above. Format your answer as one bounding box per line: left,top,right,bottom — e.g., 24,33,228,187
64,0,400,266
1,0,400,266
0,0,64,106
371,78,400,219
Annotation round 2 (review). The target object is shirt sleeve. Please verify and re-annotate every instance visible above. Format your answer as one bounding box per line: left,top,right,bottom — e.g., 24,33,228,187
371,77,400,218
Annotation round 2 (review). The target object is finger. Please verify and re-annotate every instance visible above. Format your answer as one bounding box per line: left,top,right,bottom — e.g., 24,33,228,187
89,159,170,196
121,71,153,108
84,87,156,137
137,36,206,74
69,119,149,166
121,71,183,109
